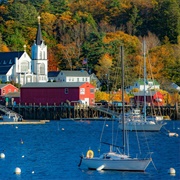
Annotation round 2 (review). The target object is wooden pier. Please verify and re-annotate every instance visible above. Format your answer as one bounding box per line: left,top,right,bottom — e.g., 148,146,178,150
0,103,179,120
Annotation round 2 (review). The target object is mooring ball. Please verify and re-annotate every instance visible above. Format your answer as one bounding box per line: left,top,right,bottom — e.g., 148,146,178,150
168,168,176,174
0,153,5,159
15,167,21,174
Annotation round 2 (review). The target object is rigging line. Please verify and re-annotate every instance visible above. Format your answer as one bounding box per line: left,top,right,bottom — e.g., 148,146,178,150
143,130,151,153
151,158,158,171
114,116,120,148
99,118,107,150
135,123,141,155
111,118,114,147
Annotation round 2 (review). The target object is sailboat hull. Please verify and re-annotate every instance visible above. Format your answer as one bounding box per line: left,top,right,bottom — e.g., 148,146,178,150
119,121,164,131
82,158,151,171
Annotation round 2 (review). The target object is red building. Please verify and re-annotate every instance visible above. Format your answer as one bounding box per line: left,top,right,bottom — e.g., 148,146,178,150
0,84,19,104
134,91,164,106
20,82,95,106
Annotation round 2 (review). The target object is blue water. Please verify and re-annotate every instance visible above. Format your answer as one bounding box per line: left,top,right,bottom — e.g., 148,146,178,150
0,120,179,180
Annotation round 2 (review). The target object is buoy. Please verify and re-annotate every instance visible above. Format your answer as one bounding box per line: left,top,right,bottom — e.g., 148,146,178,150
20,139,24,144
168,168,176,175
32,171,34,174
15,126,18,129
168,133,179,137
62,128,64,131
14,167,21,174
22,155,24,158
97,165,105,171
0,153,5,159
106,124,108,127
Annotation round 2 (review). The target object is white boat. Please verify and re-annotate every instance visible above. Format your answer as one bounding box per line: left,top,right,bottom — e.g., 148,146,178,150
78,46,152,171
119,41,166,131
2,112,21,122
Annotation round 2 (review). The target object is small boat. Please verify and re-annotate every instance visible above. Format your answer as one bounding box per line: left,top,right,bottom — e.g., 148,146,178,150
78,46,152,171
2,112,22,122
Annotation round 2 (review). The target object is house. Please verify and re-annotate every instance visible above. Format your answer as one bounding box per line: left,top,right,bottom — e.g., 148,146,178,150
126,79,160,93
0,84,19,104
0,16,48,85
56,70,90,83
133,91,164,106
171,83,180,92
48,71,60,82
20,82,95,106
89,73,101,89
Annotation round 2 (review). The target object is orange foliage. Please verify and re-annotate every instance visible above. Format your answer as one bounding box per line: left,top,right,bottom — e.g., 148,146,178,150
48,49,59,71
1,44,10,52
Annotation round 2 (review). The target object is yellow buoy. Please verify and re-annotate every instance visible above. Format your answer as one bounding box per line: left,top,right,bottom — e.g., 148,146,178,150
86,150,94,158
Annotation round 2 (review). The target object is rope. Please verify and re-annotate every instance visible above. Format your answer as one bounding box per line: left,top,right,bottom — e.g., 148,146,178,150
151,158,158,172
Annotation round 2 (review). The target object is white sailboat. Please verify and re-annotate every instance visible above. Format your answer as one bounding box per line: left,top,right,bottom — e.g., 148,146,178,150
78,46,152,171
119,40,166,131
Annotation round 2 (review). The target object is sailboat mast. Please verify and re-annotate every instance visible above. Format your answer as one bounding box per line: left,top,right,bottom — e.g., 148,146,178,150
143,39,147,121
120,46,125,154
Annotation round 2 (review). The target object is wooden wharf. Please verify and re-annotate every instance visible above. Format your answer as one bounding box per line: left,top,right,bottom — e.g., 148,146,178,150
0,103,179,120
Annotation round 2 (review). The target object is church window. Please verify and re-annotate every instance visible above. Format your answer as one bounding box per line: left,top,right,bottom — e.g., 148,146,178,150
40,52,42,59
39,63,45,74
21,61,29,72
9,59,12,64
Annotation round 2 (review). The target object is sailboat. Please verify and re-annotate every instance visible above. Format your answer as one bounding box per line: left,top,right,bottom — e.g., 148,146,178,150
119,40,166,131
78,46,152,171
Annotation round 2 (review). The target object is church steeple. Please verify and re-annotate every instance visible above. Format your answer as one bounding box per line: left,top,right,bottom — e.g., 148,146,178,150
35,16,43,45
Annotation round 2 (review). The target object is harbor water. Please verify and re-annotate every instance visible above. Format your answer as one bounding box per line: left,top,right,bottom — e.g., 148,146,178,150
0,120,179,180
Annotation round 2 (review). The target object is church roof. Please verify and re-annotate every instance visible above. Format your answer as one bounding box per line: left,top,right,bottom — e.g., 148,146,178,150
36,23,43,45
0,51,24,74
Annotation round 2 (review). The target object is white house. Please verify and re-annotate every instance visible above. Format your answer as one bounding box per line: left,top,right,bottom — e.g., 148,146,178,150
126,79,160,92
0,16,48,85
48,70,90,83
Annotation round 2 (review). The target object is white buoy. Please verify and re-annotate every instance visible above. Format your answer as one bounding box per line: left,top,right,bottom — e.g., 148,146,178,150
106,124,108,127
22,155,24,158
96,165,105,171
62,128,64,131
15,126,18,129
0,153,5,159
15,167,21,174
168,133,179,137
168,168,176,175
32,171,34,174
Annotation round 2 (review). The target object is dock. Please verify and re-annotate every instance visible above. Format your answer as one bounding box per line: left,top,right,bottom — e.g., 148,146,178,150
0,120,50,125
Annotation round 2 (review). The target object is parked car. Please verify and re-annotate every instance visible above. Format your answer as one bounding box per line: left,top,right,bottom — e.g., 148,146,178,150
111,101,122,107
95,100,109,107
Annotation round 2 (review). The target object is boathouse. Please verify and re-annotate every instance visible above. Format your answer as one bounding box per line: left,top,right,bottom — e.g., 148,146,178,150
133,91,164,106
20,82,95,106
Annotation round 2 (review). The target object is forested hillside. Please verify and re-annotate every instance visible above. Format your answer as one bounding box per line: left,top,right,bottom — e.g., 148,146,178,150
0,0,180,90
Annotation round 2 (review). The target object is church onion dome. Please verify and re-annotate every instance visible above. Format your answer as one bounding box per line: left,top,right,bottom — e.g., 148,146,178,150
35,16,43,45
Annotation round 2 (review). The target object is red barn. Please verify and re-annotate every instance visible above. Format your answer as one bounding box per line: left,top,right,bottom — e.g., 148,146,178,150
0,84,19,104
134,91,164,106
20,82,95,106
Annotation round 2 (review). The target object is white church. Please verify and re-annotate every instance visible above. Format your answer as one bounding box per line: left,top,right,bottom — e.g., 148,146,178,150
0,16,48,85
